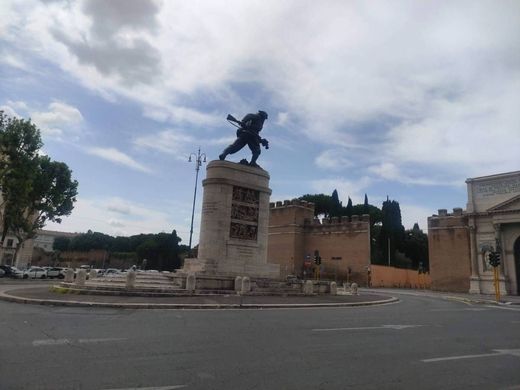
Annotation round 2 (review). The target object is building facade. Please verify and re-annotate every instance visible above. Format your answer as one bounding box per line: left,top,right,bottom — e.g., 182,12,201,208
428,171,520,295
267,199,371,285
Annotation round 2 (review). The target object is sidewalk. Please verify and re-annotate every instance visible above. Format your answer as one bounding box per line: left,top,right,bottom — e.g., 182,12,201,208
363,287,520,305
0,283,397,309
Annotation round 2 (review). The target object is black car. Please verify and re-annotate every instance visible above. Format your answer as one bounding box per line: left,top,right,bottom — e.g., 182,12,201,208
0,265,15,278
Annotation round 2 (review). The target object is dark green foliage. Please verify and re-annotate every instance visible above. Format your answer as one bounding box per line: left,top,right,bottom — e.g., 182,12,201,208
61,229,183,271
53,236,71,252
401,223,429,270
345,197,353,220
299,193,334,217
363,194,369,214
330,189,342,217
376,198,405,266
0,111,78,248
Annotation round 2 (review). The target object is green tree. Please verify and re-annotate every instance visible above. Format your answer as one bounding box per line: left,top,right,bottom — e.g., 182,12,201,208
299,194,334,217
344,197,353,220
0,112,78,259
53,236,71,252
401,223,429,270
378,197,405,266
363,193,369,214
330,189,342,217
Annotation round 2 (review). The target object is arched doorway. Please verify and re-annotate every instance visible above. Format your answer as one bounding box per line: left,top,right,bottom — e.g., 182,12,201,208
515,237,520,295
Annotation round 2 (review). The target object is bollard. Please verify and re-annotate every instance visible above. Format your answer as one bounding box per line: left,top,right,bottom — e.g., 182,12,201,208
126,270,136,289
241,276,251,294
89,269,97,280
330,281,337,295
351,282,358,295
303,280,314,295
186,273,196,292
64,269,74,283
75,269,87,286
234,276,243,292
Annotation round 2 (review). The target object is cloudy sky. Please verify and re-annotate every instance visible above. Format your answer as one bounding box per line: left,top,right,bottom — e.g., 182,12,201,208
1,0,519,245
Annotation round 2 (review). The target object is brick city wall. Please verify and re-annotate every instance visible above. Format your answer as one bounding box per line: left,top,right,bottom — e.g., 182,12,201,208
268,200,371,284
370,264,431,288
428,208,471,292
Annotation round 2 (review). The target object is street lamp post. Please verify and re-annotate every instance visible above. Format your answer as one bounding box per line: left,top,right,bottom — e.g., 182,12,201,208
188,147,206,250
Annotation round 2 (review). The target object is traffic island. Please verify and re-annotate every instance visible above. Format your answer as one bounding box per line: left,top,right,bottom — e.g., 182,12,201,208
0,285,398,309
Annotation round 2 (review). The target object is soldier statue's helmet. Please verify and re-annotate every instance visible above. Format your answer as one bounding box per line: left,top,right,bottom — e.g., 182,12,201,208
258,110,268,119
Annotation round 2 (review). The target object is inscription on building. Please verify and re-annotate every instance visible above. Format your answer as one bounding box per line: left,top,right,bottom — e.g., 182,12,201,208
230,186,259,241
202,201,219,215
474,178,520,198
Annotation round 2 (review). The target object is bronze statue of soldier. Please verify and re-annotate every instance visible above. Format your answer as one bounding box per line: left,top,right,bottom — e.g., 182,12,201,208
219,110,269,168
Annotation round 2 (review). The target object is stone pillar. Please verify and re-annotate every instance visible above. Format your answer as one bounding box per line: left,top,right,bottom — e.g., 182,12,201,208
89,269,97,280
469,222,481,294
126,270,136,289
234,276,243,292
351,282,358,295
75,269,87,286
241,276,251,294
303,280,314,295
186,273,196,292
330,281,337,295
196,161,279,279
64,269,74,283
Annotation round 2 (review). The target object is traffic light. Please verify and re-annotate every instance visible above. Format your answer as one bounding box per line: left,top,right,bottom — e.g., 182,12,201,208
314,250,320,265
488,251,501,268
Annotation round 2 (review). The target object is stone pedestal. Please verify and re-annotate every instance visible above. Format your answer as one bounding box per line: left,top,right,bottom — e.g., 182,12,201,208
184,160,280,279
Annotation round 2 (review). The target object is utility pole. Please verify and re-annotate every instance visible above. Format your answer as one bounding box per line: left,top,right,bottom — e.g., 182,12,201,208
188,147,206,250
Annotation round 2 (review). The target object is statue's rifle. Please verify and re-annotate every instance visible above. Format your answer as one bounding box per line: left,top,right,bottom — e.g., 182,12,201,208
226,114,269,149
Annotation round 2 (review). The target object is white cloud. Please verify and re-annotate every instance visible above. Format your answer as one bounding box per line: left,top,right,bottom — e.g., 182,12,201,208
134,129,231,159
45,196,177,237
31,101,84,138
315,149,355,171
368,162,461,187
86,147,152,173
400,203,434,231
310,176,372,205
2,0,519,181
0,105,20,118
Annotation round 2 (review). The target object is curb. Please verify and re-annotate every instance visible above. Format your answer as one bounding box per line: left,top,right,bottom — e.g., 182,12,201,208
363,288,519,306
0,289,399,310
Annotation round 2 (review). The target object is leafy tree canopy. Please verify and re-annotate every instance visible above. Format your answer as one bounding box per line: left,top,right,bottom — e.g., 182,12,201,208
0,112,78,250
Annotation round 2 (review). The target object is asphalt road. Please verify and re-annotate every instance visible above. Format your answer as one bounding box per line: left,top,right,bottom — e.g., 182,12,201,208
1,290,519,390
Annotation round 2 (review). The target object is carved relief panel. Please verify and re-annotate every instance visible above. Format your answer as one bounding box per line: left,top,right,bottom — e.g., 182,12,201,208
230,186,259,241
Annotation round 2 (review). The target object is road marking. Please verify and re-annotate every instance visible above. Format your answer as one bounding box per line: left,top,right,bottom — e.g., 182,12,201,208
78,337,127,344
33,338,71,346
422,349,520,363
485,305,520,312
33,337,126,346
429,308,488,312
313,324,423,332
102,386,187,390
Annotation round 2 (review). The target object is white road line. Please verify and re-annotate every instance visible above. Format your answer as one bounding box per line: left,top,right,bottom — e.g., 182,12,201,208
102,386,187,390
429,308,488,312
33,337,127,346
313,324,423,332
33,338,71,346
78,337,127,344
485,305,520,312
422,349,520,363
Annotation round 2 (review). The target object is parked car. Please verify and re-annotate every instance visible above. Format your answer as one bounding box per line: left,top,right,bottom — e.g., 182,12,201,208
46,267,65,279
103,268,121,276
10,267,24,278
0,265,15,278
23,267,47,279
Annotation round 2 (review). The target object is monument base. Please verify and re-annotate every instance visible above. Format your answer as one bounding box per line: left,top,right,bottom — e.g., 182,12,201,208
179,160,280,281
